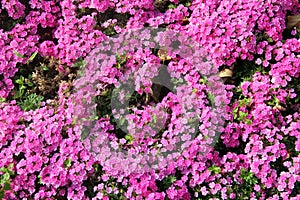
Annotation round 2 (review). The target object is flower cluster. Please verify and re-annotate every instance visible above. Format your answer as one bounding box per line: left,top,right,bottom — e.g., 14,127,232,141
0,0,300,199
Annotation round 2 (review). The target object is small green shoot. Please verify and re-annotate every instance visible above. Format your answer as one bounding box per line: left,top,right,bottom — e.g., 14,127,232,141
17,93,44,111
64,158,72,169
27,51,38,64
125,134,134,144
0,164,14,199
208,165,222,174
13,51,24,59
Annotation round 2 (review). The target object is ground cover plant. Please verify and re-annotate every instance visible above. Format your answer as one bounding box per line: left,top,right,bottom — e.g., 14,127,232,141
0,0,300,199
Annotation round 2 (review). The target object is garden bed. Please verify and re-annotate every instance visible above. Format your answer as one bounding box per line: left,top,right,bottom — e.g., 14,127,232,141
0,0,300,199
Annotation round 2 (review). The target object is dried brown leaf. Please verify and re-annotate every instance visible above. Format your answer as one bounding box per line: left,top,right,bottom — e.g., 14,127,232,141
287,15,300,29
157,49,171,61
219,68,233,78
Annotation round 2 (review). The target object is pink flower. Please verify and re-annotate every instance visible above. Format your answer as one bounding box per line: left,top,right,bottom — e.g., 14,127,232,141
200,186,208,196
255,58,262,65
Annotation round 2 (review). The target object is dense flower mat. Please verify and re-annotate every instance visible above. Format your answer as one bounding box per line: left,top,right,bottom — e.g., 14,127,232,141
0,0,300,199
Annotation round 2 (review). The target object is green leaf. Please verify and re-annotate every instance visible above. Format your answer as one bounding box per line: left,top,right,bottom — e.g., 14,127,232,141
64,158,72,169
116,52,127,66
71,116,78,125
125,134,132,140
267,37,273,43
233,107,238,119
161,175,177,190
2,173,10,181
239,98,252,107
168,4,177,9
238,111,248,121
119,117,126,126
199,78,207,84
240,167,258,186
0,167,6,173
185,2,191,6
3,182,11,190
19,85,27,91
125,134,134,143
27,82,34,87
7,164,14,174
13,51,24,58
93,164,100,173
0,190,4,199
81,130,89,140
27,51,38,63
152,114,157,124
245,98,252,105
208,165,221,174
17,93,44,111
207,92,215,107
41,65,49,71
15,78,24,85
245,119,252,125
117,63,121,69
72,58,86,68
37,175,43,184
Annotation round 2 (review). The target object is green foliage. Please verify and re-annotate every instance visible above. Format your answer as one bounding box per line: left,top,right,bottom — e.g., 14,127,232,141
13,75,35,99
240,168,258,185
179,0,192,7
267,37,273,43
64,158,72,169
115,52,127,69
208,165,221,174
41,64,49,71
11,51,46,111
93,164,101,174
0,164,14,199
103,25,117,36
156,175,177,192
27,52,38,64
282,136,299,158
233,59,268,88
232,97,252,125
171,77,184,86
125,134,134,144
255,33,275,44
13,51,38,64
238,97,252,107
13,51,24,59
168,4,177,9
199,77,208,84
162,175,177,189
72,57,86,68
267,95,281,107
96,85,115,118
207,91,215,108
152,114,157,124
233,110,252,125
230,168,259,199
17,93,44,111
